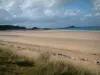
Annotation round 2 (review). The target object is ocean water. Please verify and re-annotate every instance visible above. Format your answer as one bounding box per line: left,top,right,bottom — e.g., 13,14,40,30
63,27,100,31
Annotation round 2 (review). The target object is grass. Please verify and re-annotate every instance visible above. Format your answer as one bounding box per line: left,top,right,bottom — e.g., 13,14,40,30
0,47,98,75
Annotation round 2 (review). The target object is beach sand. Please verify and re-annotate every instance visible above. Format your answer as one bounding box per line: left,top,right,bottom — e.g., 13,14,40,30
0,30,100,70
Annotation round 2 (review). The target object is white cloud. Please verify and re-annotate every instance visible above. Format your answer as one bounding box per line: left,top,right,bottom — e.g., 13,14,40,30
0,0,80,20
64,11,76,16
80,14,93,21
92,0,100,11
44,9,54,16
64,10,83,16
95,12,100,16
0,0,100,27
84,14,92,17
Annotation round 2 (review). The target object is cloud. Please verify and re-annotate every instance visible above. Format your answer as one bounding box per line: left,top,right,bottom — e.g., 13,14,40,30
0,9,13,21
64,10,84,16
92,0,100,11
0,0,79,19
95,12,100,16
0,0,100,27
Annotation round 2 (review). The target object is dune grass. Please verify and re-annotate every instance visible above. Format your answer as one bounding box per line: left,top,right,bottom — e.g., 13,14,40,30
0,47,97,75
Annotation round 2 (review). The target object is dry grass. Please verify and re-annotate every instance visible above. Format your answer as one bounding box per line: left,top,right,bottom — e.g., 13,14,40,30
0,47,99,75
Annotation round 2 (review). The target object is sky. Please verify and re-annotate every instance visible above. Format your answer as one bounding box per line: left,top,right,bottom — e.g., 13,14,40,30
0,0,100,28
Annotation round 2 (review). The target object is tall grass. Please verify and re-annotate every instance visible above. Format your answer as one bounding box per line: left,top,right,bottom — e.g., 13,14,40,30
33,53,94,75
0,47,98,75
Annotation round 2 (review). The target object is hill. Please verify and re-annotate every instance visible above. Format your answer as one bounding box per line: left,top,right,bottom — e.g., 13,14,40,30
0,25,26,30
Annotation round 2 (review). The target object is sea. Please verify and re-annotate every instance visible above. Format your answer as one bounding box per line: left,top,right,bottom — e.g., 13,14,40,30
60,27,100,31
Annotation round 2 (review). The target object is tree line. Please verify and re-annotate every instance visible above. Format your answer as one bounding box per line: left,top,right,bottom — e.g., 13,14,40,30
0,25,26,30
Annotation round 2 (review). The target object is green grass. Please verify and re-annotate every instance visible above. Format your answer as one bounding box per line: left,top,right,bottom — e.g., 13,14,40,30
0,48,34,75
0,47,97,75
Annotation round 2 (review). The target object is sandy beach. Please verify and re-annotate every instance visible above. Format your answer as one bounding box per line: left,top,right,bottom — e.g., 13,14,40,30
0,30,100,70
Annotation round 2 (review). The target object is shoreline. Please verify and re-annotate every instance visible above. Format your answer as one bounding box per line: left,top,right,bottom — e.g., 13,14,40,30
0,29,100,32
56,29,100,32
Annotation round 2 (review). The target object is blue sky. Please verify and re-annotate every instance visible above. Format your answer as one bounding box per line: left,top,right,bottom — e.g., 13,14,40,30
0,0,100,28
69,0,92,12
